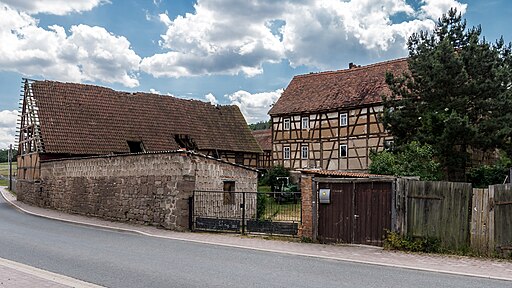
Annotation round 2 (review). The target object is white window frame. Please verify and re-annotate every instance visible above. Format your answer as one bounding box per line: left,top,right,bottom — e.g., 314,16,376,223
340,112,348,127
301,116,309,130
301,145,308,159
283,146,291,160
339,144,348,158
283,118,291,130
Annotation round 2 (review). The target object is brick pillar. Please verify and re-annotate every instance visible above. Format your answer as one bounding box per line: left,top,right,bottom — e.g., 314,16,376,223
299,174,313,239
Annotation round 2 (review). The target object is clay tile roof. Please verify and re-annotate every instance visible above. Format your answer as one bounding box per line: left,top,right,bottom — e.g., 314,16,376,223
268,58,408,116
300,169,393,178
31,80,261,155
251,129,272,151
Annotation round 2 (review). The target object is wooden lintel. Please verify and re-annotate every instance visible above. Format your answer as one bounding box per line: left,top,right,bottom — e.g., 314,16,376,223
494,201,512,206
408,195,443,200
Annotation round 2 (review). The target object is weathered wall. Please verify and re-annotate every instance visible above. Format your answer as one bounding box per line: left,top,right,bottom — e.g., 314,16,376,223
299,174,314,239
17,152,257,231
193,158,258,219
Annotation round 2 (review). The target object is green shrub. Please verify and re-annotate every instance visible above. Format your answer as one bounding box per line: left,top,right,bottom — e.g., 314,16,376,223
467,154,511,188
259,165,289,191
256,191,269,220
369,141,442,180
383,231,441,253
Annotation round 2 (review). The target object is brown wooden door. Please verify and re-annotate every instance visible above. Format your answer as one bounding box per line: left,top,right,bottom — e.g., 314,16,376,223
318,181,392,246
318,182,354,243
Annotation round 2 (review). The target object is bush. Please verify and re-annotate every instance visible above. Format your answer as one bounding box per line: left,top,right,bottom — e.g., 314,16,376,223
467,154,511,188
383,231,441,253
369,141,442,180
256,192,269,220
259,165,289,191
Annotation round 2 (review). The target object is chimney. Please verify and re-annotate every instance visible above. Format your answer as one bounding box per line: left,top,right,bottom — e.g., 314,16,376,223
349,62,355,69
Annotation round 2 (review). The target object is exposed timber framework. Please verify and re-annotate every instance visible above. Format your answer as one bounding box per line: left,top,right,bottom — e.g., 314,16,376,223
268,58,408,172
271,105,392,170
17,79,42,183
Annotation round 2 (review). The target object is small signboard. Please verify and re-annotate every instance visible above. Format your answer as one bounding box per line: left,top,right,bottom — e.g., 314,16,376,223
319,189,331,204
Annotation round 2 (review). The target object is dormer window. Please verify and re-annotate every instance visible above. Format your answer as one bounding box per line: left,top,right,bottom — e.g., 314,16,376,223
127,141,145,153
174,134,198,151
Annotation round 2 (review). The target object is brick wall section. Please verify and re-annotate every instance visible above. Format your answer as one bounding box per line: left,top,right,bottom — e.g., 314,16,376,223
300,174,313,239
17,152,257,231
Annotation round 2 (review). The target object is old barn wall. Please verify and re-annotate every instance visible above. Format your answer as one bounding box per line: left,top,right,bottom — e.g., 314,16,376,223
17,152,257,231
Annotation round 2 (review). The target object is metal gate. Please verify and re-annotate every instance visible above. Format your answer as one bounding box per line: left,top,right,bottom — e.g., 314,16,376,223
191,190,301,236
317,180,393,246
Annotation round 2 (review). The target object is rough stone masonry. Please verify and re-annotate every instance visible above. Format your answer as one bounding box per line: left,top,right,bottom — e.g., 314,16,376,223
17,151,257,231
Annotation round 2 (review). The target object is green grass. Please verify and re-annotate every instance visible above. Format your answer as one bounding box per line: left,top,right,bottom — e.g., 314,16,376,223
0,179,7,186
258,185,271,192
0,162,16,177
261,198,301,222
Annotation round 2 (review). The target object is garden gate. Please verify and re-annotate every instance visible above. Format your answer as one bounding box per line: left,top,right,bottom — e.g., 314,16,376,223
317,179,393,246
191,190,301,236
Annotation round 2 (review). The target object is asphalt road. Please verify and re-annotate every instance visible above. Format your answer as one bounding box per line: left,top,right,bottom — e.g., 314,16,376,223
0,197,509,288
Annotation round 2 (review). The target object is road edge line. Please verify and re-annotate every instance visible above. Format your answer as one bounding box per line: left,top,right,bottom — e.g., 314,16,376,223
0,256,103,288
1,187,511,282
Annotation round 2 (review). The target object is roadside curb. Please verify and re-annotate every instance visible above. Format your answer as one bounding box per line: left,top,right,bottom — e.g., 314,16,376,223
0,257,103,288
1,187,511,282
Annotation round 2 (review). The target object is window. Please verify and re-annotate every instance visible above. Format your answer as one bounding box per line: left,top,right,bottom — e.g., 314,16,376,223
235,152,244,165
301,145,308,159
339,144,348,158
223,181,235,205
283,147,291,160
283,118,291,130
301,117,309,129
127,141,145,153
340,112,348,127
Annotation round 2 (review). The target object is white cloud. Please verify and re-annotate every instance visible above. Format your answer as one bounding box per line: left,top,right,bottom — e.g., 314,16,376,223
141,0,287,78
0,0,108,15
142,0,466,77
419,0,467,20
0,4,140,87
0,110,18,149
227,89,283,123
205,93,218,105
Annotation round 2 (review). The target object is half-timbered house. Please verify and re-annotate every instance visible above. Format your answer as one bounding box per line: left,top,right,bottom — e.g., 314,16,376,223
17,79,262,185
268,58,408,171
251,129,272,170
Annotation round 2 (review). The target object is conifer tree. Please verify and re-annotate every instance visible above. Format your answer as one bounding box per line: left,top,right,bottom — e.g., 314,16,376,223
383,9,512,181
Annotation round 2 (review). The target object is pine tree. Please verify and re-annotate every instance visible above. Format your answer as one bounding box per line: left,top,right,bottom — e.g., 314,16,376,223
383,9,512,181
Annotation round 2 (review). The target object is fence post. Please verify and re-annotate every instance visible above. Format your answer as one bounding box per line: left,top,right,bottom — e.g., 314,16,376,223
188,195,194,231
8,144,12,191
241,192,246,234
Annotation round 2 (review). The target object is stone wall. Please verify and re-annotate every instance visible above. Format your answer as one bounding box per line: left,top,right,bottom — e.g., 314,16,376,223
17,152,257,231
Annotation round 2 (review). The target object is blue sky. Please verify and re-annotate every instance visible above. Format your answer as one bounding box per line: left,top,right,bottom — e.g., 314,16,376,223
0,0,511,148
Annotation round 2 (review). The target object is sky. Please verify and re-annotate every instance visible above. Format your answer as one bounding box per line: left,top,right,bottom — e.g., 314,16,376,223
0,0,511,149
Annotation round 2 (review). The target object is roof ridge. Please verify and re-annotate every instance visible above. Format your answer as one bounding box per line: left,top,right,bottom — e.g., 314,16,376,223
39,79,226,107
294,57,408,79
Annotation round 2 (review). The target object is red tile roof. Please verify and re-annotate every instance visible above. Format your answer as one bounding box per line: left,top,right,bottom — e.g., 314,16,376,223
300,169,393,178
30,80,261,155
268,58,408,116
251,129,272,151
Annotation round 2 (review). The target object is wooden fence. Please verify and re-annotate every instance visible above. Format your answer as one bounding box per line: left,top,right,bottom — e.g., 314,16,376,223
471,184,512,256
402,180,472,251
